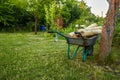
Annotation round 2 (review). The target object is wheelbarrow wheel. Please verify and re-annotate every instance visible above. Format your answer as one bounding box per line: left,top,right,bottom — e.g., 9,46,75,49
86,46,93,56
82,46,93,62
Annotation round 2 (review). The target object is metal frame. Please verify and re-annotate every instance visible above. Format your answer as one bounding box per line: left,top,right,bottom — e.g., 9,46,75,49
48,30,99,61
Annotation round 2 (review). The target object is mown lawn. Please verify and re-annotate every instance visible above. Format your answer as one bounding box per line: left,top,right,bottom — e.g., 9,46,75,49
0,32,120,80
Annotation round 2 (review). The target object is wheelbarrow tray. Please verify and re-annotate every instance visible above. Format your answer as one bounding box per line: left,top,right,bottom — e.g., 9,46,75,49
66,34,99,46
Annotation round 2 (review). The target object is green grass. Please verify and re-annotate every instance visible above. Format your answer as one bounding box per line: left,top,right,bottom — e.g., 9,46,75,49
0,32,120,80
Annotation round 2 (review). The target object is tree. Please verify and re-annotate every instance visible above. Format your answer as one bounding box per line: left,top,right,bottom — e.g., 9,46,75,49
45,1,61,30
0,1,19,32
28,0,52,34
99,0,120,61
28,0,40,34
61,0,81,27
0,0,33,32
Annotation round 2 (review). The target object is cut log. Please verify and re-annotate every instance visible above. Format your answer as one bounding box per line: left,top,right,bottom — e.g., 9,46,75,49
67,23,102,38
86,23,97,29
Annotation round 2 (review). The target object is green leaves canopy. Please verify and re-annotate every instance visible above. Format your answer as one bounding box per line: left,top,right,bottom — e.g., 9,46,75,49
0,0,102,32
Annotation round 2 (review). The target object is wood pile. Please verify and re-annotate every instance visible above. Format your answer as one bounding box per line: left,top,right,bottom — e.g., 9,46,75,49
67,23,102,38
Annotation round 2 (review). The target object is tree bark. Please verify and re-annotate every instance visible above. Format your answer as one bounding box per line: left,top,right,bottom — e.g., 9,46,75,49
99,0,119,62
34,15,38,35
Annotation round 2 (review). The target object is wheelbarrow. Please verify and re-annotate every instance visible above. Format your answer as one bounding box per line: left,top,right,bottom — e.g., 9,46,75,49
48,30,99,61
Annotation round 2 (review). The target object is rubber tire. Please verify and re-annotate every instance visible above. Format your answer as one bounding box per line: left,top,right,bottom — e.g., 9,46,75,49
82,46,93,62
86,46,93,56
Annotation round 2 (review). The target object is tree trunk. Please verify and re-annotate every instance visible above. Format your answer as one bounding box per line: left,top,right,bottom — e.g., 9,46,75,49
99,0,120,62
34,15,38,35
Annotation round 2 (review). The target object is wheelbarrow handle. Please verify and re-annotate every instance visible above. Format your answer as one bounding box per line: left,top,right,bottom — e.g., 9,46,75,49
48,30,67,39
48,30,55,33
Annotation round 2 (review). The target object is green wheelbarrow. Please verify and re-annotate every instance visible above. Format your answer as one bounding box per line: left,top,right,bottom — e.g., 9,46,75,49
48,30,99,61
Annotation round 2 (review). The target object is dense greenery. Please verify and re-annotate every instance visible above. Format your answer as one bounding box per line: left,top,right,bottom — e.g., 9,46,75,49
113,12,120,46
0,0,34,32
0,0,104,32
0,32,120,80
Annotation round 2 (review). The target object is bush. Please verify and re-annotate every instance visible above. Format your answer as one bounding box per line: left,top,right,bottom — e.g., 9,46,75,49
113,18,120,47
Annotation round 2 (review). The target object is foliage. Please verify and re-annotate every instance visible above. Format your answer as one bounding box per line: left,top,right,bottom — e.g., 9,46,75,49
0,2,16,28
0,0,104,32
61,24,76,34
0,0,33,32
61,0,81,27
45,1,58,30
9,0,28,9
113,16,120,46
112,8,120,46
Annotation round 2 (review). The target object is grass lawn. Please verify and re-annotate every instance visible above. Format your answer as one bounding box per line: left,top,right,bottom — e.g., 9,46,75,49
0,32,120,80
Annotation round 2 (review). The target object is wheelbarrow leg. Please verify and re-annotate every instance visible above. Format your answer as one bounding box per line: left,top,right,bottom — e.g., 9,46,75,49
86,46,94,56
67,44,80,60
82,46,87,62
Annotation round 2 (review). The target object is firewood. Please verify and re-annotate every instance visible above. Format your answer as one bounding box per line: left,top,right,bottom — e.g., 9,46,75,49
67,23,102,38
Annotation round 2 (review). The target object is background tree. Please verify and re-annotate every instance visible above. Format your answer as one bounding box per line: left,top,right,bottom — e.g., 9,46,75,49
61,0,81,27
0,0,33,32
45,1,59,30
28,0,52,34
0,0,104,32
28,0,40,34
